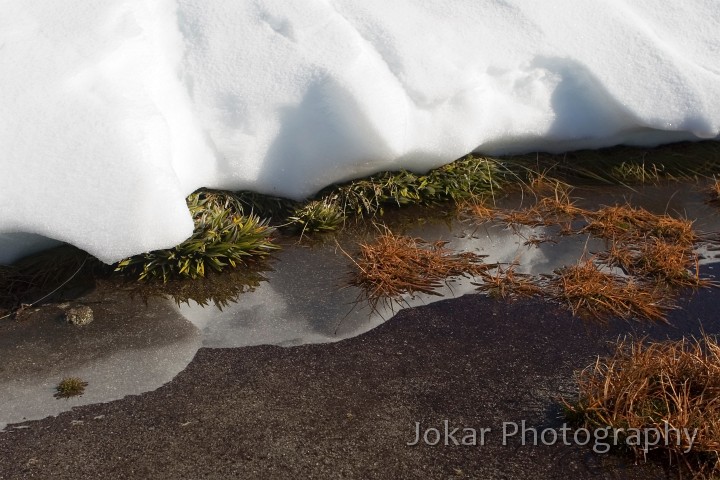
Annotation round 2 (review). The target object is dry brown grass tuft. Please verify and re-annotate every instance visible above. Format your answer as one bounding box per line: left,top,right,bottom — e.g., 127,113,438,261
347,230,489,312
707,178,720,204
533,186,587,219
597,237,707,289
490,185,586,232
548,258,672,323
584,205,697,247
586,204,710,292
459,201,498,223
564,335,720,477
526,171,571,196
475,264,543,299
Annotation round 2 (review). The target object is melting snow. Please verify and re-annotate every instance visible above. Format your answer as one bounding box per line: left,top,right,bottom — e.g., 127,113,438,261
1,1,719,263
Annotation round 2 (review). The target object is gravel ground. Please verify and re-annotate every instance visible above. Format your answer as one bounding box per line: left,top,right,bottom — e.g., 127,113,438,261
4,283,719,480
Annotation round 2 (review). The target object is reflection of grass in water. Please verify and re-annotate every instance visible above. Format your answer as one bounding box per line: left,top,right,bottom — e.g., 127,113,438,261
0,245,108,314
124,261,273,310
563,335,720,478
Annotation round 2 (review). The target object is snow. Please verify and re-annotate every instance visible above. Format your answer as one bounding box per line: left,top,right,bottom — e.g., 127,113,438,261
1,1,719,264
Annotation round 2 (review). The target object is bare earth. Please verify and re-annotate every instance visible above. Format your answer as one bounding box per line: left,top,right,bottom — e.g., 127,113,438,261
3,276,719,480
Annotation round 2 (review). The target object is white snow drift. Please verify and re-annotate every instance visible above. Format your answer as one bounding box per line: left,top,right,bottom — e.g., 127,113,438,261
1,0,719,263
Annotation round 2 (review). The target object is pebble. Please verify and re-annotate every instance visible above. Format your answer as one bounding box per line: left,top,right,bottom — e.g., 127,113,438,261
65,306,94,326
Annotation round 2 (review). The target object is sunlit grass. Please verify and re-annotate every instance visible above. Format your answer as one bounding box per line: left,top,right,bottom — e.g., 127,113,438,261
584,205,697,246
345,228,489,312
288,199,346,235
322,155,507,217
475,263,543,300
564,334,720,477
115,190,278,282
548,258,672,323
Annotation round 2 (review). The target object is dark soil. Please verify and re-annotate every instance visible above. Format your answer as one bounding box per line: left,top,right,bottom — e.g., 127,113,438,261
3,279,719,479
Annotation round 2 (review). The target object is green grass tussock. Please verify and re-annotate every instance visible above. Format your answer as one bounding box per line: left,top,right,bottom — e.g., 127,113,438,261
115,190,278,282
288,199,346,234
321,155,506,217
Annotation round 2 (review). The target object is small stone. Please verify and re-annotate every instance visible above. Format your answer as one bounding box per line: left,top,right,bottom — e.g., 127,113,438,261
65,306,93,326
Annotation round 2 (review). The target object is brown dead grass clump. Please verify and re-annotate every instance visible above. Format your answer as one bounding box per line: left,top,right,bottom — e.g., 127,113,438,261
348,231,489,311
564,335,720,477
585,204,709,290
488,185,587,232
596,236,707,290
548,258,672,323
460,202,498,223
532,187,587,220
584,205,697,247
708,179,720,203
461,182,586,230
475,264,543,300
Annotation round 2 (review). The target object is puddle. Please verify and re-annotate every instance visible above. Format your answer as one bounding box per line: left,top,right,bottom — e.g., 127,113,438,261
2,181,720,430
178,182,720,347
0,289,201,431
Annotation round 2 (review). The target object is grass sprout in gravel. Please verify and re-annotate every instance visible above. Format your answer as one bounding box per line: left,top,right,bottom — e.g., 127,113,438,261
54,377,88,399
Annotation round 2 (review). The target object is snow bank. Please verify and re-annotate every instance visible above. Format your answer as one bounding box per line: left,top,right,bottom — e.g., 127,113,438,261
1,1,719,263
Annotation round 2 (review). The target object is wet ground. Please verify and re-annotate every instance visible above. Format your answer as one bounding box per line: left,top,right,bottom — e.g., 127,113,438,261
3,285,720,479
1,181,719,478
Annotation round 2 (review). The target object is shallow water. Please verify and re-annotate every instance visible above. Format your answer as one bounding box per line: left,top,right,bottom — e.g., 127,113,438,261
2,181,719,430
178,181,720,347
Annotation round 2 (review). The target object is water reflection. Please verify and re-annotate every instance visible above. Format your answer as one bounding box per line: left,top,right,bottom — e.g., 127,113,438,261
177,182,720,347
3,181,720,431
